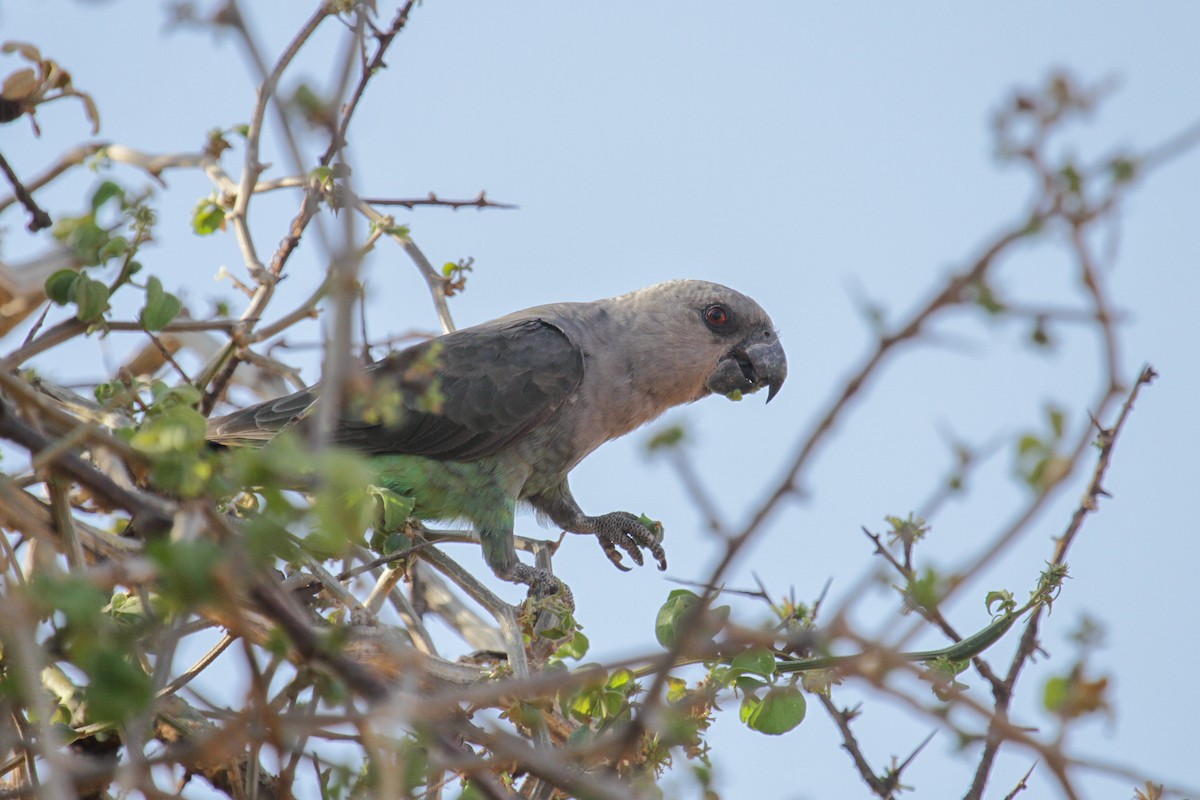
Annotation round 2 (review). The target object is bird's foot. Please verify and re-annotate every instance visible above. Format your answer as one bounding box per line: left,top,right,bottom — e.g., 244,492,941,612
508,563,575,609
582,511,667,572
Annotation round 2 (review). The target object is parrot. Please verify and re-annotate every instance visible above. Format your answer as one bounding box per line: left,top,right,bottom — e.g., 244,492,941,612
207,280,787,598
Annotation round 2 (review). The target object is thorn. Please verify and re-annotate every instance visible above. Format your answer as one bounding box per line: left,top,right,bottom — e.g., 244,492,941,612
1002,761,1039,800
895,729,937,775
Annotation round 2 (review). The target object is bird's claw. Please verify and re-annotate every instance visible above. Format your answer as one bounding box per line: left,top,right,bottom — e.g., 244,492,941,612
509,563,575,609
590,511,668,573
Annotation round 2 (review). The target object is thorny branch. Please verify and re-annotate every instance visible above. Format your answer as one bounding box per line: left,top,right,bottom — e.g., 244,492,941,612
0,9,1192,800
640,73,1192,798
964,366,1157,800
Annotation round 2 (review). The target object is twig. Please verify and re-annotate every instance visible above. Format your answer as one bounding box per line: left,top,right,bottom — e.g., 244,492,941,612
354,197,456,333
360,191,516,211
0,149,51,231
0,396,173,536
1003,762,1038,799
964,366,1156,800
321,1,421,168
817,696,892,796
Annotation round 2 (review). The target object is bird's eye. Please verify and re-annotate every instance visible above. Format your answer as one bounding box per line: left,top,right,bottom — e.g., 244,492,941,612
704,304,731,328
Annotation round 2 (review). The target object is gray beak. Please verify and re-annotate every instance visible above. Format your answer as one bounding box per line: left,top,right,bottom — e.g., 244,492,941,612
706,335,788,402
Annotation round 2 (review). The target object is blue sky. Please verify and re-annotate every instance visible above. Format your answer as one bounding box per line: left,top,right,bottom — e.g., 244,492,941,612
3,2,1199,797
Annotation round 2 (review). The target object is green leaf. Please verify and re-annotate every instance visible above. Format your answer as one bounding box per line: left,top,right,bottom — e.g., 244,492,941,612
552,631,589,661
655,589,700,649
1043,675,1070,713
1048,406,1066,438
922,657,970,701
53,215,109,266
44,269,79,305
146,539,225,612
606,668,634,692
536,610,578,642
371,530,412,556
735,675,768,692
740,686,806,735
130,406,207,452
730,646,777,678
90,180,124,212
906,567,945,612
1109,156,1138,184
637,514,664,543
151,383,202,410
308,452,378,556
1017,434,1044,457
645,424,686,452
985,589,1016,617
72,273,110,322
98,235,129,261
82,649,152,722
191,198,226,235
367,485,416,533
30,574,107,629
140,276,182,331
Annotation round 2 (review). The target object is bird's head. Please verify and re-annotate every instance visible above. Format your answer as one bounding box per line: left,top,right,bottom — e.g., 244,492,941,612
623,280,788,404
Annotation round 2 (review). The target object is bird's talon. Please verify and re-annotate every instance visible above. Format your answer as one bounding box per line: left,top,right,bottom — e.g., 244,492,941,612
590,511,670,574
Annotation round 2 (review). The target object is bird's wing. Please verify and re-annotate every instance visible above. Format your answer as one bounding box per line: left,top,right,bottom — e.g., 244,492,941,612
206,318,584,461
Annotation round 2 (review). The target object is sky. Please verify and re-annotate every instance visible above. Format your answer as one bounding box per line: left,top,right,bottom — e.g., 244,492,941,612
3,2,1200,798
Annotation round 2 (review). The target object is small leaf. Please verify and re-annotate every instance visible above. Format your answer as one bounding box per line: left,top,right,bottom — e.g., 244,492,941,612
734,675,767,692
606,668,634,692
191,198,226,235
83,649,153,722
1043,675,1069,713
98,235,130,262
655,589,700,649
1109,156,1138,185
90,180,124,212
645,424,686,452
741,686,806,735
367,485,416,533
53,214,109,265
146,539,225,612
730,646,777,678
44,269,79,305
666,676,688,703
1048,406,1066,438
140,276,182,331
636,514,664,543
72,273,110,322
552,631,589,661
985,590,1016,617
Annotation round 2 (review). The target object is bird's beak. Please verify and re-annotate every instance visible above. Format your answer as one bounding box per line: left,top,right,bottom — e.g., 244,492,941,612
706,335,788,403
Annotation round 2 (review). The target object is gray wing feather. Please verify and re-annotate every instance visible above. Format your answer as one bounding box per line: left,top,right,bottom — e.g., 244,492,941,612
206,318,583,462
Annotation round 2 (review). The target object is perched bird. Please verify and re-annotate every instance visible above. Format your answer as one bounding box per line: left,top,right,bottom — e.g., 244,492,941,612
207,280,786,597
